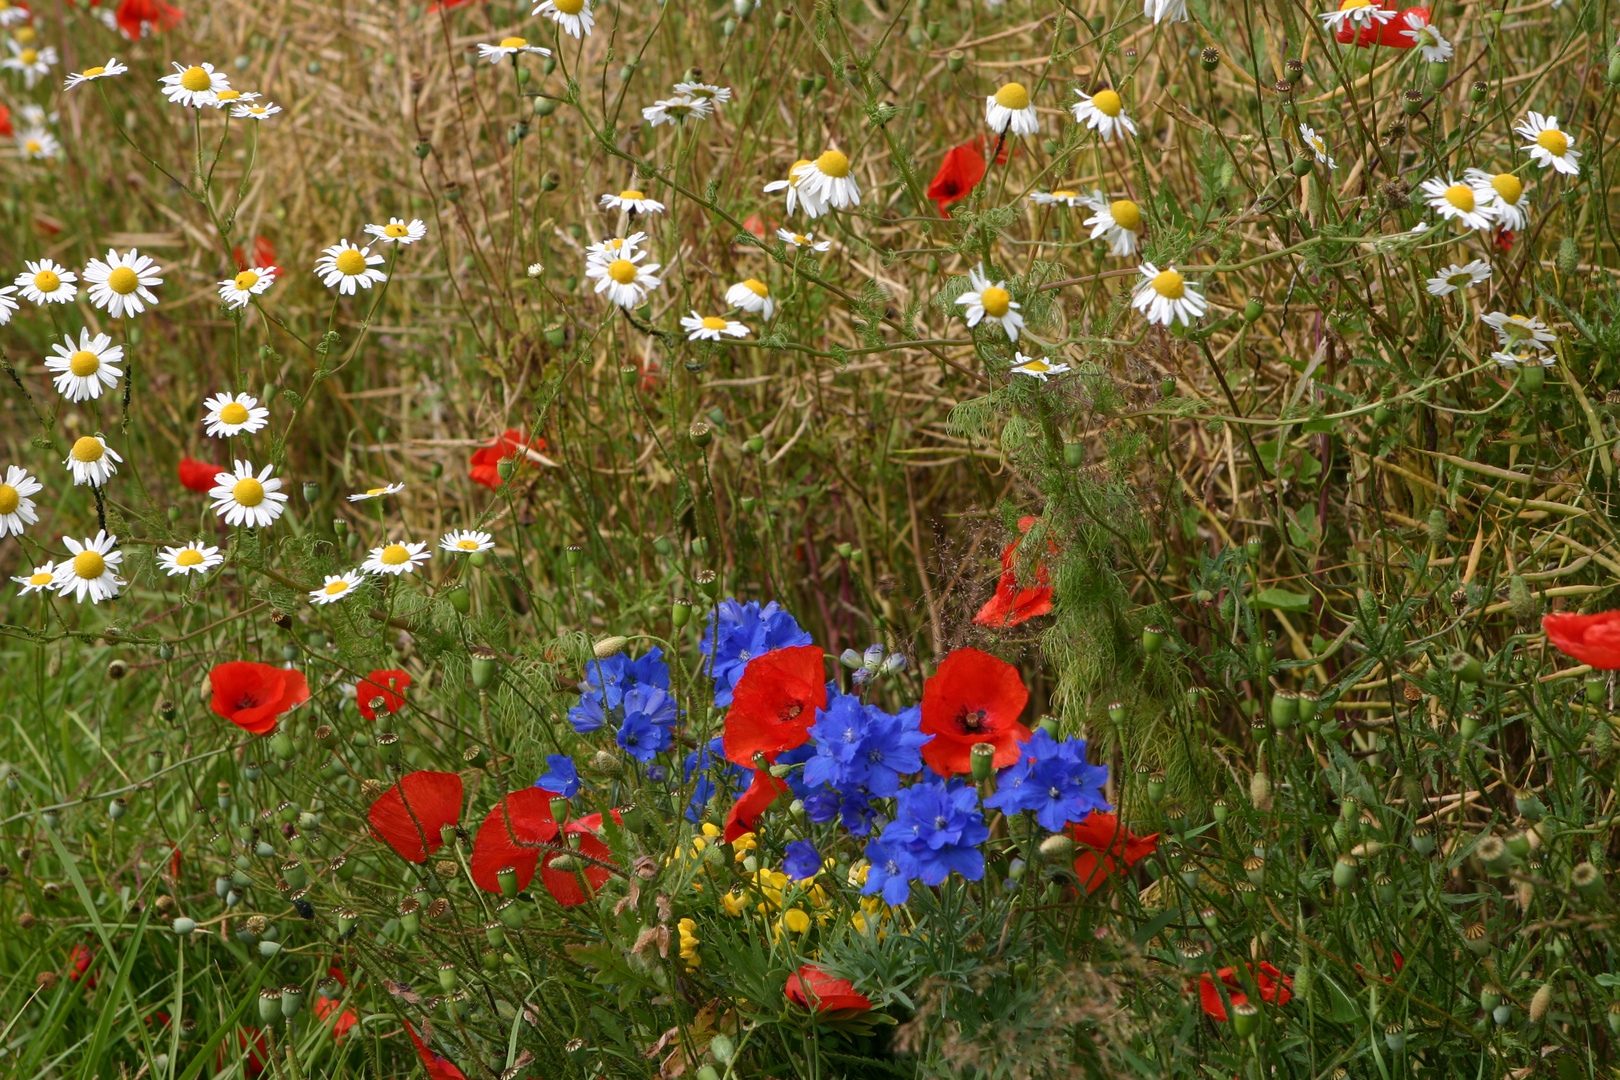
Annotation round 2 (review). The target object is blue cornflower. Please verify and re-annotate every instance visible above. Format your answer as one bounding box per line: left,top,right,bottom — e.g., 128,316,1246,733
879,778,989,890
615,685,679,762
861,839,918,906
699,599,813,706
580,647,671,703
804,696,930,798
535,755,580,797
783,840,821,881
983,730,1110,832
683,736,748,821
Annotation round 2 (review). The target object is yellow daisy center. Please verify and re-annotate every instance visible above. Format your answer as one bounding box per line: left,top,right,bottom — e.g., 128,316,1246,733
28,571,51,586
0,485,17,515
73,550,106,579
1340,0,1373,8
33,269,60,293
14,24,33,41
380,544,411,566
1490,174,1523,204
607,258,640,284
1535,128,1568,157
1051,189,1078,199
83,66,106,78
334,249,368,276
701,316,729,331
1110,199,1142,230
619,189,646,201
500,36,528,48
19,48,37,65
1151,269,1186,299
384,223,409,237
24,140,41,155
232,477,265,506
1019,359,1052,372
324,579,351,595
365,487,388,496
180,66,212,92
742,278,768,297
456,539,480,550
980,286,1012,318
1443,185,1474,212
219,402,250,425
1091,89,1123,117
176,549,204,566
234,270,260,290
994,82,1029,110
793,234,812,245
215,89,241,101
553,0,585,14
815,149,850,178
787,158,813,186
106,266,140,295
69,350,100,377
71,436,104,463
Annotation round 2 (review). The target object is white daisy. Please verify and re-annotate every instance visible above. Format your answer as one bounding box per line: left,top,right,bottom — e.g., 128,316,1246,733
1081,193,1142,257
585,249,661,308
763,159,823,217
1493,349,1554,370
64,435,122,487
1298,123,1336,169
362,540,431,576
1143,0,1188,20
585,232,646,267
157,541,224,577
792,151,861,216
347,481,405,502
476,36,553,63
45,329,123,403
18,128,60,160
640,95,711,126
533,0,595,38
0,2,31,28
231,101,281,120
314,240,387,294
1514,112,1580,176
202,392,270,438
363,218,427,246
51,531,124,604
440,529,495,554
309,571,365,605
1398,12,1452,61
985,82,1038,137
2,41,56,90
1418,176,1494,231
776,229,831,252
1425,260,1491,297
1463,169,1529,231
726,278,775,320
83,248,163,318
16,258,77,305
1009,353,1071,381
209,461,289,528
1029,189,1084,208
0,465,42,537
218,265,277,309
64,57,128,90
681,312,750,341
1318,0,1396,32
599,189,666,215
159,61,230,108
13,563,56,595
1131,263,1208,328
1071,88,1137,142
1482,311,1556,353
207,89,259,110
956,265,1025,342
0,285,16,325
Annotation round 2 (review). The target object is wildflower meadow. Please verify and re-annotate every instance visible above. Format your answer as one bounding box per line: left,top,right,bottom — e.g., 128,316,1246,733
3,0,1620,1075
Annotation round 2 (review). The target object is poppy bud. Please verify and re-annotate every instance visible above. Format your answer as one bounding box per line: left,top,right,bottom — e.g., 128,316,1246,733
1199,46,1220,71
773,8,791,27
593,635,629,660
969,743,996,782
671,598,693,628
1476,835,1512,874
1447,651,1483,684
1289,153,1313,177
170,915,197,937
1270,690,1298,729
1514,788,1544,822
269,729,295,761
1230,1000,1259,1036
1141,624,1166,655
1062,441,1085,469
1249,771,1271,810
414,140,431,159
592,750,624,778
258,989,282,1025
1571,861,1604,896
1529,982,1552,1024
281,985,305,1019
1037,833,1074,862
470,646,500,689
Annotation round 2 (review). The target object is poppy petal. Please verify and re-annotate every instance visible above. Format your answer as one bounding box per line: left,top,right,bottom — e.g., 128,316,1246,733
469,788,558,892
367,771,463,863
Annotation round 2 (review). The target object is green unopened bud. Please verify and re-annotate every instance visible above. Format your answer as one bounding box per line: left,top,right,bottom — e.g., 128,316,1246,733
709,1034,736,1065
1556,236,1579,275
172,916,197,936
594,635,629,659
592,749,624,777
1037,833,1074,862
1586,672,1607,706
269,729,295,761
1425,507,1447,545
1508,575,1536,622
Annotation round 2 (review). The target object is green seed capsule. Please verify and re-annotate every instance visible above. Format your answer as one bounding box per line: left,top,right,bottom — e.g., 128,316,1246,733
1332,854,1358,890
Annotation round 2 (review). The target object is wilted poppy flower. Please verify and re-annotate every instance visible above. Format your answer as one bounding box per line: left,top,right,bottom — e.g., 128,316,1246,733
974,516,1055,627
724,768,788,842
209,661,310,734
1544,611,1620,669
367,771,463,863
1069,811,1159,893
1197,962,1292,1022
314,996,358,1039
178,456,221,493
918,648,1030,776
469,429,546,491
784,964,872,1012
541,811,619,906
356,669,411,720
927,141,986,216
722,644,827,766
115,0,182,40
469,788,559,892
405,1021,468,1080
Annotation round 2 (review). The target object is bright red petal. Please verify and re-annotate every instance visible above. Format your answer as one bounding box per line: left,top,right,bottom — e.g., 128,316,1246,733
357,669,411,720
209,662,308,734
724,769,788,842
470,788,558,892
540,812,618,905
367,771,463,863
722,645,827,766
926,142,986,216
785,965,871,1011
919,648,1030,776
405,1022,469,1080
178,456,221,493
1544,611,1620,669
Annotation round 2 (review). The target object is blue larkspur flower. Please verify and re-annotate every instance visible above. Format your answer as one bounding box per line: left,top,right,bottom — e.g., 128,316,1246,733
699,599,813,706
615,685,679,762
683,736,748,821
878,777,989,890
861,838,918,906
982,730,1111,832
783,840,821,881
535,754,580,797
803,695,930,797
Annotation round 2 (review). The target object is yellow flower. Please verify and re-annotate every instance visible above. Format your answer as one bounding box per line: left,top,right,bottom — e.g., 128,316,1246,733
721,887,749,917
731,831,758,862
678,918,701,968
781,909,811,934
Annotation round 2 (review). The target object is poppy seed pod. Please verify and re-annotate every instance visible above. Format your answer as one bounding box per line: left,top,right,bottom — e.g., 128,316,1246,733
1586,673,1608,706
1401,89,1424,116
172,916,197,936
438,963,459,993
1212,799,1229,825
1332,854,1358,891
1479,984,1502,1012
470,645,500,690
1459,712,1481,740
1514,789,1545,822
1200,46,1220,71
671,597,693,628
688,422,712,448
1038,833,1075,862
1270,690,1298,729
1146,772,1166,805
1572,861,1604,896
258,989,282,1025
1243,855,1265,886
1141,624,1166,655
1410,826,1435,856
497,865,519,898
1230,1000,1259,1037
1475,835,1512,874
947,50,965,73
281,985,305,1019
497,897,526,929
970,743,996,782
1384,1021,1405,1052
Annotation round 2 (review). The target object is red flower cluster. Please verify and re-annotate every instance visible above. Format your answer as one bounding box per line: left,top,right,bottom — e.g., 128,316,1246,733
1544,611,1620,669
314,996,358,1039
357,669,411,720
722,645,827,767
1069,812,1159,893
925,137,1009,216
470,429,546,491
179,456,221,493
209,662,310,734
367,771,463,863
0,104,11,139
467,789,619,905
918,648,1030,776
974,516,1055,628
784,964,872,1012
1334,2,1432,47
115,0,182,39
1197,962,1292,1022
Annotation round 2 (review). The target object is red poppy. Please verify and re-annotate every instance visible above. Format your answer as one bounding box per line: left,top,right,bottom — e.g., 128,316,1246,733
469,788,559,893
784,965,872,1012
178,456,221,493
232,235,277,273
974,516,1056,627
724,768,788,842
115,0,182,39
1371,5,1429,46
1069,812,1159,893
1544,611,1620,669
0,104,11,139
405,1021,468,1080
540,811,619,905
169,844,183,879
67,943,96,984
1495,230,1515,252
356,669,411,720
209,662,311,735
722,645,827,767
231,1028,269,1078
314,996,358,1039
1333,1,1421,46
742,213,772,238
367,771,463,863
918,648,1030,776
1197,962,1292,1022
469,429,546,491
927,141,986,216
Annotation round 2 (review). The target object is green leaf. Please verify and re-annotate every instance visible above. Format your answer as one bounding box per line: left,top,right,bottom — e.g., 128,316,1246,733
1253,588,1312,613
